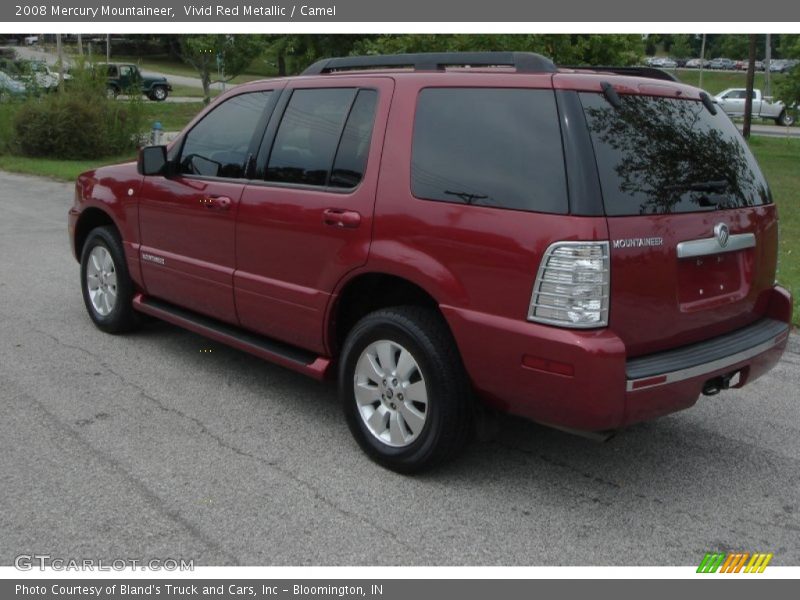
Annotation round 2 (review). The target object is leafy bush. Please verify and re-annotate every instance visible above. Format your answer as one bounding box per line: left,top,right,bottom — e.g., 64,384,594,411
776,65,800,121
11,61,145,160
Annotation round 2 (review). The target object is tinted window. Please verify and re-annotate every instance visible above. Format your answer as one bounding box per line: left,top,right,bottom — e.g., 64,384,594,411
180,91,272,179
267,88,357,186
329,90,378,189
580,93,771,216
411,88,567,214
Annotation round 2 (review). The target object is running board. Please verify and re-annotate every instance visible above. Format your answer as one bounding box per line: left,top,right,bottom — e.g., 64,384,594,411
132,294,331,380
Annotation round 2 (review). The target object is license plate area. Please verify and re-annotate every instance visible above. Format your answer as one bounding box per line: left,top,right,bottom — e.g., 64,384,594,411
677,250,751,311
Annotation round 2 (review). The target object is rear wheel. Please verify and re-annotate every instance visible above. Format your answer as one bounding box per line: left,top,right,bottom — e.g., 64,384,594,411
80,226,140,334
776,111,795,126
339,307,471,473
106,86,119,99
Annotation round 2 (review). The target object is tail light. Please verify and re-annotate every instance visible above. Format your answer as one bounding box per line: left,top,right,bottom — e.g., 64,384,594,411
528,241,610,328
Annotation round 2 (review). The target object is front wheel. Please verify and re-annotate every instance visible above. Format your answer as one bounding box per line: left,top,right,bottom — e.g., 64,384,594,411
776,111,796,126
339,307,471,473
80,226,140,334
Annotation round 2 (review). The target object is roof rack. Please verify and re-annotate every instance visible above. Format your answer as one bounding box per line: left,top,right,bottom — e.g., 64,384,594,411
301,52,557,75
561,65,680,82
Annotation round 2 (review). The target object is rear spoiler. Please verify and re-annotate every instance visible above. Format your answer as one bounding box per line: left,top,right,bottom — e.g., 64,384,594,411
560,66,680,82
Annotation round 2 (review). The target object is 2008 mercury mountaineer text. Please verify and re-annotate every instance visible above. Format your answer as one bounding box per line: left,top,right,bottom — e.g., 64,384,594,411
68,52,793,472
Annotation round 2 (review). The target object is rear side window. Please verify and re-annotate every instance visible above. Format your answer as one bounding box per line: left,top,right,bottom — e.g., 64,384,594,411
580,92,771,216
411,88,568,214
330,90,378,189
266,88,378,189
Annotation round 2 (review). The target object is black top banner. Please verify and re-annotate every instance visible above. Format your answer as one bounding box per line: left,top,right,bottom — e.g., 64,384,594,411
4,0,800,22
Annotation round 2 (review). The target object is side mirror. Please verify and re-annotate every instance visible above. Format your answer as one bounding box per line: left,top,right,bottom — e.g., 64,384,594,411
138,145,169,176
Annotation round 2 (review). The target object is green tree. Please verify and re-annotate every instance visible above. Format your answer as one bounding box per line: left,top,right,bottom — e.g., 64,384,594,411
776,67,800,118
777,34,800,58
179,34,266,103
717,34,751,59
351,34,642,67
670,35,694,59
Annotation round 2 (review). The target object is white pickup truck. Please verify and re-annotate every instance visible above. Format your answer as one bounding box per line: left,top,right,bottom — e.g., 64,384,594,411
714,88,795,126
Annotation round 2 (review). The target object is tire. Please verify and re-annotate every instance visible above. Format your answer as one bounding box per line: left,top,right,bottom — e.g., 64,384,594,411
776,111,796,126
106,86,119,99
80,226,140,334
339,306,471,473
150,86,167,102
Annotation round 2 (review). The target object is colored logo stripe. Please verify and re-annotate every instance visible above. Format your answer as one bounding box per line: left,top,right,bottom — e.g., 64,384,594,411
697,553,726,573
745,553,773,573
697,552,773,573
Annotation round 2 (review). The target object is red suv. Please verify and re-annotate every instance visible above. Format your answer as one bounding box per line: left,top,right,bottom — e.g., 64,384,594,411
68,52,792,472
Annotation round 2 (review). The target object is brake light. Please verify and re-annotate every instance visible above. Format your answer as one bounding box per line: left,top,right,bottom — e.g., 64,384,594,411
527,241,610,328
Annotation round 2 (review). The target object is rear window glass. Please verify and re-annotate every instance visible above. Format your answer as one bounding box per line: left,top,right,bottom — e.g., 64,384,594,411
580,92,771,216
411,88,568,214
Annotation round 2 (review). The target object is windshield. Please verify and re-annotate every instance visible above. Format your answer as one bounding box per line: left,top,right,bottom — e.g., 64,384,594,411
580,92,771,216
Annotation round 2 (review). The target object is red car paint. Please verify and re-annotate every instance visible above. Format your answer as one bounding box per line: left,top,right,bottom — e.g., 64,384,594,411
69,66,792,433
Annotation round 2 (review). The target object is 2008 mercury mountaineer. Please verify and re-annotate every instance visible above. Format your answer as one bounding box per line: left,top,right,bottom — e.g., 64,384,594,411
67,52,793,472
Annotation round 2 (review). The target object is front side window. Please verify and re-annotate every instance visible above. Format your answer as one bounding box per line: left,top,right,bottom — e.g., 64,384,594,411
411,88,568,214
180,91,273,179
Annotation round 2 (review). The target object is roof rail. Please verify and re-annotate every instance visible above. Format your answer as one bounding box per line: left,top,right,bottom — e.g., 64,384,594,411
561,65,680,82
301,52,557,75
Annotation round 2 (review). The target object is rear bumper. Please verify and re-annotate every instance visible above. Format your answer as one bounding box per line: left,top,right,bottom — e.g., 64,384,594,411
442,285,792,432
626,318,788,392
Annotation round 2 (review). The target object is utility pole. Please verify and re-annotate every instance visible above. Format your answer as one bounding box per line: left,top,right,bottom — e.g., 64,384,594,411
106,34,110,63
699,34,707,90
56,33,64,92
765,33,772,97
743,34,757,139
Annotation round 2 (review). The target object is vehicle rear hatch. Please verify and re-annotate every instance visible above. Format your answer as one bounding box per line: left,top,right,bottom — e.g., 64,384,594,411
577,87,778,356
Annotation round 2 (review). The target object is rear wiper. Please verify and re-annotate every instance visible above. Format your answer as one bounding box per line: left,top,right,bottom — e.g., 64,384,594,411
663,180,729,193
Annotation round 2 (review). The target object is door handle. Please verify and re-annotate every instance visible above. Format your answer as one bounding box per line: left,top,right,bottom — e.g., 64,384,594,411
322,208,361,229
201,195,232,211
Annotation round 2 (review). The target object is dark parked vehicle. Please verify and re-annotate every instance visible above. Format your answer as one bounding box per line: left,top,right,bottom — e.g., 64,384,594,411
68,52,792,472
101,62,172,101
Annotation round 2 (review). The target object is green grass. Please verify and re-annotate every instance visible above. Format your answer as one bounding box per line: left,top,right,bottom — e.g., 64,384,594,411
748,136,800,324
169,84,220,98
139,101,203,130
673,69,785,95
0,154,135,181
